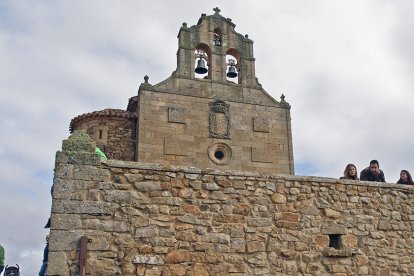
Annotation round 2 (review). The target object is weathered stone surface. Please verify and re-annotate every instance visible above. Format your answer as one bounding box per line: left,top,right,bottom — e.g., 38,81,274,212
135,225,159,238
165,251,192,263
247,217,272,227
52,199,114,215
133,254,164,265
49,158,414,275
323,208,342,219
246,241,265,252
51,214,82,230
271,193,286,203
47,251,70,275
73,165,110,181
301,206,320,215
322,223,348,235
62,131,95,153
135,181,162,191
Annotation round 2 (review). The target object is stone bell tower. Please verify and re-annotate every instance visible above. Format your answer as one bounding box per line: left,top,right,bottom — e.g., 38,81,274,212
126,7,294,174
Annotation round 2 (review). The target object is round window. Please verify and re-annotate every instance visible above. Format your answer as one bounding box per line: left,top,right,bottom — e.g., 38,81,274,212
208,143,232,165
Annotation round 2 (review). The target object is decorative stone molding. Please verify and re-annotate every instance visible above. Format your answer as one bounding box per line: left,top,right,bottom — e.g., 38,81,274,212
209,100,230,139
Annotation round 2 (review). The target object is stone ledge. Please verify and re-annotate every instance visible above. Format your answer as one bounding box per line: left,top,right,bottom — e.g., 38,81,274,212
322,247,357,257
102,160,414,191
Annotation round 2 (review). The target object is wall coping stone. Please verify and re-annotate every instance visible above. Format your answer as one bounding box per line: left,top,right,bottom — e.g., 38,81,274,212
103,160,414,192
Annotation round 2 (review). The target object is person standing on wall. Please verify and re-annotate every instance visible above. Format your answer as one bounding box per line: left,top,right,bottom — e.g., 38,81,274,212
0,244,4,274
360,160,385,182
38,235,49,276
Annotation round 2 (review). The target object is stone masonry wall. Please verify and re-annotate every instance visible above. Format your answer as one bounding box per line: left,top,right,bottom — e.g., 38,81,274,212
48,140,414,275
75,117,136,161
137,90,293,174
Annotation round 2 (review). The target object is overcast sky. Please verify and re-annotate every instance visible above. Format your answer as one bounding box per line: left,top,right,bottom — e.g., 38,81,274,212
1,0,414,273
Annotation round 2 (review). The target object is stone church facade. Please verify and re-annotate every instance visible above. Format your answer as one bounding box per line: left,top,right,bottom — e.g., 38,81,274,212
69,7,294,174
47,8,414,276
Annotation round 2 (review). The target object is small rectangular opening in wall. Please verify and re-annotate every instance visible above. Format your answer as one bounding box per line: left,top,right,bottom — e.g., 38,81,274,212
99,130,103,139
328,234,342,250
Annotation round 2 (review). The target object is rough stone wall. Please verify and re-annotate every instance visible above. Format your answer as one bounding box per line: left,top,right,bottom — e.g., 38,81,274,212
48,138,414,275
137,90,293,174
75,117,136,161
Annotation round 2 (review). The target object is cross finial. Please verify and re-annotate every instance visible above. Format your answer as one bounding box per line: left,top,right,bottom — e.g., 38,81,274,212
280,94,286,102
144,75,149,83
213,7,221,14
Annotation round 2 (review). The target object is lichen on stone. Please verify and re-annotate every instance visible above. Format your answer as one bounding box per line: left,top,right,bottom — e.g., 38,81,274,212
62,131,95,153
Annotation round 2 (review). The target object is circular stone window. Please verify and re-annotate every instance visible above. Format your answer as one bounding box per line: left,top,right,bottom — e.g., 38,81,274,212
208,143,232,165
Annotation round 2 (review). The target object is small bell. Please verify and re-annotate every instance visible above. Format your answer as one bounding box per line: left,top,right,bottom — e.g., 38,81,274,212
226,64,238,78
195,58,208,74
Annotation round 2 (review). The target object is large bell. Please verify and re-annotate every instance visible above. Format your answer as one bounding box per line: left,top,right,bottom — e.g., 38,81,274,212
195,59,208,74
226,65,238,78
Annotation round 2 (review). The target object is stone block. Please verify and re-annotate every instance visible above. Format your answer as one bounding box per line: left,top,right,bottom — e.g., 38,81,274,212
133,254,164,265
51,214,82,230
49,230,83,251
314,235,329,248
231,239,246,252
205,233,230,244
52,199,114,215
168,107,186,124
253,117,269,133
74,165,110,181
105,190,149,205
203,182,220,190
88,257,120,274
342,234,358,247
247,241,265,252
323,208,342,219
135,225,159,238
251,147,273,163
178,214,200,225
164,139,190,156
281,212,299,222
165,250,192,263
247,217,272,227
47,251,70,275
135,181,162,191
322,223,348,235
124,173,144,183
271,193,286,203
53,179,87,200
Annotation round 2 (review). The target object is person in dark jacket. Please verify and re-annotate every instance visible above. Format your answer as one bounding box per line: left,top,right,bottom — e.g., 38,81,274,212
340,163,359,180
397,170,414,185
360,160,385,182
38,235,49,276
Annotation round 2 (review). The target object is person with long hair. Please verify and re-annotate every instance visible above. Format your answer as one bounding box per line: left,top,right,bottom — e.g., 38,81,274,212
397,170,414,185
340,164,359,180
